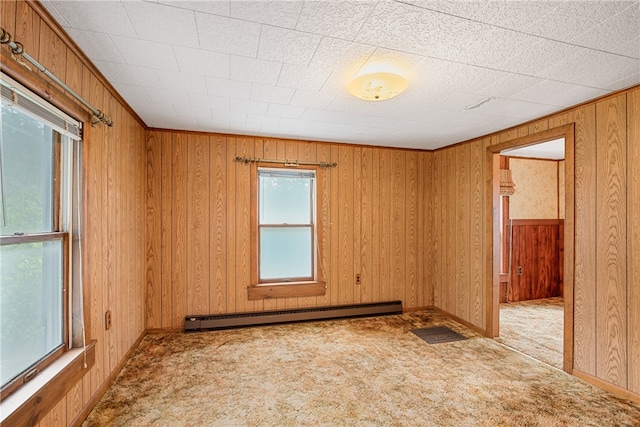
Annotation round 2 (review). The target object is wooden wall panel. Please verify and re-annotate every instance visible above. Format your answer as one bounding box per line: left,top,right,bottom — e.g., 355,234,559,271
470,140,484,327
146,134,434,327
595,95,627,388
628,88,640,394
2,2,147,424
456,144,470,320
573,105,598,375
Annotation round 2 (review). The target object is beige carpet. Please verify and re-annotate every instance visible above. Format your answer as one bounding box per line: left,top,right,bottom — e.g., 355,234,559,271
83,310,640,426
497,297,564,370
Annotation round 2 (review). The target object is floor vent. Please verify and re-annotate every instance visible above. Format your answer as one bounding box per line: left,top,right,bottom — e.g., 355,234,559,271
184,300,403,332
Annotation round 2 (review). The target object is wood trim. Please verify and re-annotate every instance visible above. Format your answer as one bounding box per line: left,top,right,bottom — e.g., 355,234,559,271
573,369,640,405
26,0,146,128
2,341,95,427
432,306,489,337
1,49,89,123
247,282,326,300
248,163,326,294
486,124,575,372
509,219,563,226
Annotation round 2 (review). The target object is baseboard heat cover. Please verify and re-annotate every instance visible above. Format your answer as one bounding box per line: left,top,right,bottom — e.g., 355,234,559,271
184,301,402,332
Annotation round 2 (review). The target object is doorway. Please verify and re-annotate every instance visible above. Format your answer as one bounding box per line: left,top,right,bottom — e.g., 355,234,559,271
486,125,575,373
496,140,565,369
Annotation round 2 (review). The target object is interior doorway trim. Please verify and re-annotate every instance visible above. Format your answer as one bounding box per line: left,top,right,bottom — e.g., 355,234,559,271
485,124,575,373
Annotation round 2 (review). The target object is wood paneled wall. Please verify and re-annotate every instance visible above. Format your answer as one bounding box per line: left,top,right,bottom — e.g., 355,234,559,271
432,86,640,397
1,1,147,425
146,131,434,330
432,140,485,329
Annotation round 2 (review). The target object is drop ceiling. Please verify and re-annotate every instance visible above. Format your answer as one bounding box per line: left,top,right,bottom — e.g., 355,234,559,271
42,0,640,150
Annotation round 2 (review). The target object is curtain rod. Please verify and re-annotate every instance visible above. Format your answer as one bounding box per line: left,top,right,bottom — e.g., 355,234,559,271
1,27,113,127
235,156,337,169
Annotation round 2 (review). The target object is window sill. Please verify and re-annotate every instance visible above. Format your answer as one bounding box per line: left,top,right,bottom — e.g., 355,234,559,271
1,341,95,426
247,281,326,300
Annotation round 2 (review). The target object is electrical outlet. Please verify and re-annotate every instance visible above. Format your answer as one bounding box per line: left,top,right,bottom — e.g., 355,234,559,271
355,273,361,285
105,310,112,330
517,266,523,275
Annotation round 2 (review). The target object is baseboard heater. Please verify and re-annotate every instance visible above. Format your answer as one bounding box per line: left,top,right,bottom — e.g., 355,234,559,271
184,300,402,332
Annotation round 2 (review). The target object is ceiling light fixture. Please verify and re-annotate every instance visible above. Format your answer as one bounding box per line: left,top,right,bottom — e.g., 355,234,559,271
348,72,408,101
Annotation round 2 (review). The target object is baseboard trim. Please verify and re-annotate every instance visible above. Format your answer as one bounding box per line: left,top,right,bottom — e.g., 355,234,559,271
70,331,147,427
573,369,640,405
431,307,489,337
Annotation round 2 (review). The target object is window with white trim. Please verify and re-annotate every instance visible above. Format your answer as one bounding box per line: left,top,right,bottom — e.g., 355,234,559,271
0,74,81,400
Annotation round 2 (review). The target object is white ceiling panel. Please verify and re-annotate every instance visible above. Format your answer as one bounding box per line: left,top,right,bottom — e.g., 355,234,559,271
230,56,282,85
195,12,261,57
257,26,322,66
296,1,377,40
230,0,302,28
123,1,200,47
174,47,229,79
64,28,125,63
42,0,640,150
110,35,180,70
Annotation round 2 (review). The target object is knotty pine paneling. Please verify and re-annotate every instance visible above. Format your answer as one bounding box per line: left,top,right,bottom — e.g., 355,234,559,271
146,132,434,329
2,2,147,425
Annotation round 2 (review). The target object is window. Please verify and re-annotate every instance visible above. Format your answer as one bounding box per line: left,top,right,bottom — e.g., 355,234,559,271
0,74,81,400
248,166,325,300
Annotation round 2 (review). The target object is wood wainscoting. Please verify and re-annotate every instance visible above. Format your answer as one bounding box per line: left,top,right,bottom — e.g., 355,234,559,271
503,219,564,302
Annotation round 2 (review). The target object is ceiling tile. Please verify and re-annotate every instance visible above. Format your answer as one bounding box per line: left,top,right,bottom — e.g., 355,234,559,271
46,1,136,37
499,38,579,77
230,99,269,115
189,93,230,111
154,69,207,94
250,84,295,104
159,1,230,17
145,86,192,107
277,64,332,91
354,1,492,60
230,56,282,85
206,76,252,99
509,80,609,107
266,103,306,119
230,1,302,28
524,1,634,43
296,1,377,40
246,113,281,128
570,4,640,58
111,82,152,104
174,47,229,78
97,61,163,88
123,1,199,47
257,26,322,66
196,12,261,57
110,36,180,71
64,28,125,63
289,89,336,109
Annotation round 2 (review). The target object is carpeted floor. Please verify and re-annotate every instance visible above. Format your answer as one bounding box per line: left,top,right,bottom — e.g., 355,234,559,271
497,297,564,370
83,309,640,426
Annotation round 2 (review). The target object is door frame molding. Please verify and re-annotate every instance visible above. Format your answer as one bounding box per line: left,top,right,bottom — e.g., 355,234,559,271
485,124,575,373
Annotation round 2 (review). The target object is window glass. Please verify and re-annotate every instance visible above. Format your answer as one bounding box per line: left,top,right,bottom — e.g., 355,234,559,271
0,82,74,397
257,168,315,282
0,239,64,387
260,227,312,280
1,104,54,235
259,172,312,224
